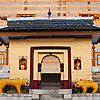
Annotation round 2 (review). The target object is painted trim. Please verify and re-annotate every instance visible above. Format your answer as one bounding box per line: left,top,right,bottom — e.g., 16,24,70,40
37,80,41,89
30,48,34,89
33,80,38,89
30,46,71,89
68,47,72,89
61,80,64,89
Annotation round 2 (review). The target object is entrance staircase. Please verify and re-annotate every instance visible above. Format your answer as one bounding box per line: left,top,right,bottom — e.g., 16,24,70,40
41,74,61,89
29,89,72,100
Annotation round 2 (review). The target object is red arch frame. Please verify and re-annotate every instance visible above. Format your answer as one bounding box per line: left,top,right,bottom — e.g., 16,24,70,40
30,47,71,89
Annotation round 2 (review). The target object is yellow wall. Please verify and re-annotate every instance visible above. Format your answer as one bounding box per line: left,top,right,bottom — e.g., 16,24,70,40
9,38,92,80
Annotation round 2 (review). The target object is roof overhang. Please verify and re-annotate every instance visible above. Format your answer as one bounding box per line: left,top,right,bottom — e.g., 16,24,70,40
0,16,100,45
92,35,100,44
0,34,99,45
0,34,100,45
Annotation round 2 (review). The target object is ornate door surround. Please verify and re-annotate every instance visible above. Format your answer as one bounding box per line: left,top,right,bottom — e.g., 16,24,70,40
30,47,71,89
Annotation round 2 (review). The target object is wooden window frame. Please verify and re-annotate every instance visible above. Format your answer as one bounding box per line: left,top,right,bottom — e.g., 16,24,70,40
0,54,4,65
97,54,100,66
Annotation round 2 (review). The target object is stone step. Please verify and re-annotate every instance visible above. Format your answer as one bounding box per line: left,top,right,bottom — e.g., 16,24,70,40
93,79,100,82
41,82,60,85
41,86,61,89
92,72,100,75
41,85,60,89
40,94,63,100
40,98,63,100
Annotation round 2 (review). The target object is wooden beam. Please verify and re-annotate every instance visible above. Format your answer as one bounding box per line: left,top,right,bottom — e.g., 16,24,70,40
63,0,100,2
24,0,28,11
1,0,100,2
95,57,100,60
0,52,6,54
0,0,60,1
0,54,4,65
92,45,95,66
50,0,100,1
0,41,2,46
62,11,100,14
0,22,7,25
63,1,66,16
94,51,100,54
97,54,100,66
0,10,60,13
94,45,100,48
88,2,90,11
0,5,60,7
0,30,100,35
0,46,6,48
57,0,61,16
6,45,9,65
62,5,100,8
0,58,9,60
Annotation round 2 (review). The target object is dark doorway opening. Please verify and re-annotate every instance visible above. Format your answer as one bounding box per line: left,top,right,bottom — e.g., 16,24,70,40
41,73,61,89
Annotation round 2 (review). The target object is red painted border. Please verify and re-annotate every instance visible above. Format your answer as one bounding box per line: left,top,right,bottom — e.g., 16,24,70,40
68,47,72,89
63,48,71,89
37,80,41,89
61,80,64,89
63,80,69,89
30,48,34,89
30,46,71,89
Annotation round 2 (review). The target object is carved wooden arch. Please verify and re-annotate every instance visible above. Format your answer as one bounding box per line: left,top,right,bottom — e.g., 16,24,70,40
38,53,64,72
41,53,61,63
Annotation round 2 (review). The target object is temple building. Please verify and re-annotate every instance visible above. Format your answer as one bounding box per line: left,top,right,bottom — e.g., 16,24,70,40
0,0,100,98
0,17,100,91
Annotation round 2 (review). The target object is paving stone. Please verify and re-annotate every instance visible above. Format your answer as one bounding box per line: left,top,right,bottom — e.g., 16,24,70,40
29,89,72,95
32,94,39,99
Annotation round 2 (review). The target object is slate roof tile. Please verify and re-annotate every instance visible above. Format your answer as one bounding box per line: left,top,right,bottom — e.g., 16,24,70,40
1,17,100,31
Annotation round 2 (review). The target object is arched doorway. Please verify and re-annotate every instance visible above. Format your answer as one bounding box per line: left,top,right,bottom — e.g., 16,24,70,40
30,47,71,90
40,53,62,89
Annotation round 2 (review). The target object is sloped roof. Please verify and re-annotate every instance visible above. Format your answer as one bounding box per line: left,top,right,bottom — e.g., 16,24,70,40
0,17,100,45
0,17,99,31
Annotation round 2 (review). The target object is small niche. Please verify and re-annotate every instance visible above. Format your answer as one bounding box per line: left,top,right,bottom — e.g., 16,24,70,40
74,58,81,70
19,56,27,70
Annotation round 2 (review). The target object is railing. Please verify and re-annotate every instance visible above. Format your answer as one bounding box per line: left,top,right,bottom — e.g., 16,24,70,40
0,0,100,18
0,46,9,66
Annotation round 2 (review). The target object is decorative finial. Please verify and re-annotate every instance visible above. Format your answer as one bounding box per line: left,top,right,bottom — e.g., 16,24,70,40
49,52,52,55
48,8,51,16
